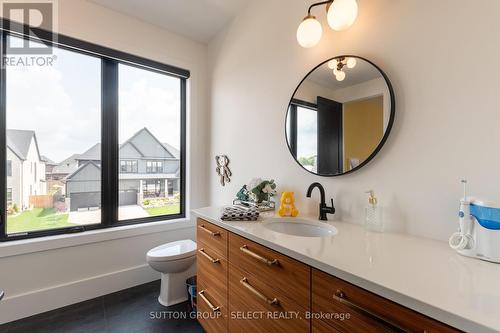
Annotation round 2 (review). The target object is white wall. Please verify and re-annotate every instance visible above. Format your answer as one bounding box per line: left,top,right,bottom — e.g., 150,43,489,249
21,137,46,208
208,0,500,242
0,0,209,323
6,150,22,209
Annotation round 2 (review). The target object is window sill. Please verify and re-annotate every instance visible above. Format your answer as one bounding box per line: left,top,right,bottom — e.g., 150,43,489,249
0,217,195,258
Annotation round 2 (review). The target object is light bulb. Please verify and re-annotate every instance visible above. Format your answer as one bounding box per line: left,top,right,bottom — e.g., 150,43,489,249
296,15,322,48
327,60,337,69
346,57,357,68
335,71,346,81
333,67,339,75
327,0,358,31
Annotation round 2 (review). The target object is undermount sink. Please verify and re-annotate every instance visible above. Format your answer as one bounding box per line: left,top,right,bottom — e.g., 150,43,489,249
263,218,337,237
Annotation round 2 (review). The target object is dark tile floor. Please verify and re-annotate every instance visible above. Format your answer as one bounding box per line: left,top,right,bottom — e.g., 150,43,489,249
0,280,204,333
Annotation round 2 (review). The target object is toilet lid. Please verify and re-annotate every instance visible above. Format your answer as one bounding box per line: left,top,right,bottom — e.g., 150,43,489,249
147,239,197,262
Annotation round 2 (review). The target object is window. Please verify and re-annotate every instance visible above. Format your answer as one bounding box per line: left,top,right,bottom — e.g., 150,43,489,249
297,106,318,169
120,160,137,173
118,63,182,220
146,161,163,173
1,24,188,241
287,101,318,173
4,35,101,236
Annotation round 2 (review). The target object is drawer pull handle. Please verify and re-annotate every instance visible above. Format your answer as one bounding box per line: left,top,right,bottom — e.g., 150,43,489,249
198,248,220,263
240,277,279,306
198,290,220,312
199,224,221,236
240,245,278,266
333,290,405,332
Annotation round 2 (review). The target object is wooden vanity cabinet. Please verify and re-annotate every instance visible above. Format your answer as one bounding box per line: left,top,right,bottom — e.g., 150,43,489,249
312,269,460,333
196,219,461,333
228,232,310,306
196,219,228,333
228,233,310,332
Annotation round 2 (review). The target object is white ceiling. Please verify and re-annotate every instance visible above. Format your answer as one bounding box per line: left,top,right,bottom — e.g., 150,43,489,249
88,0,251,43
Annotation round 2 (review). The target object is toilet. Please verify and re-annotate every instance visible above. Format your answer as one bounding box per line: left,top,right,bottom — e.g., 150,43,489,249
146,239,197,306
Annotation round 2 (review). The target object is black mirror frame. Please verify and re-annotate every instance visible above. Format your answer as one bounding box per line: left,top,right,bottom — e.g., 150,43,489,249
285,55,396,177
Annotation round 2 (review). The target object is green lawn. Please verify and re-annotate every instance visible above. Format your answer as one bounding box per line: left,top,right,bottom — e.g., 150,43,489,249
7,208,73,234
6,204,180,234
145,204,180,216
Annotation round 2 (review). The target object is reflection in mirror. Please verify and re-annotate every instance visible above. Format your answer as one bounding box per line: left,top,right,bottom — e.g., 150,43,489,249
286,56,394,176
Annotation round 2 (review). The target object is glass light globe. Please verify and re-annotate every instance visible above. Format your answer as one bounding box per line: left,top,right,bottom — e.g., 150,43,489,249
327,0,358,31
333,67,339,75
346,57,357,68
296,16,322,48
327,60,337,69
335,70,346,81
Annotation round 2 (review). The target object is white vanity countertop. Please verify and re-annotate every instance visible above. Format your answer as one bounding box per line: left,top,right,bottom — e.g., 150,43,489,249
193,206,500,333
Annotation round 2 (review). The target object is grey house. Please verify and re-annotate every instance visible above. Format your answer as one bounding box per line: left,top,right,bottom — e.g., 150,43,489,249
65,128,180,211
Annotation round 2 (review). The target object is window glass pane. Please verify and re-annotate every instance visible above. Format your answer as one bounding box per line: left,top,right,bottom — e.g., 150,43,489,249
118,64,181,220
5,35,101,234
296,106,318,172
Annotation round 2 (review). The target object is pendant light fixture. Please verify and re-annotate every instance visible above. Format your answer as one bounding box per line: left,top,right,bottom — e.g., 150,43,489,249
329,57,357,81
296,0,358,48
296,15,323,48
327,0,358,31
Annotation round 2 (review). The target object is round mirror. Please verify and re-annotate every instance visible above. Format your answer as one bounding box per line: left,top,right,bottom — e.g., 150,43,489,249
286,56,395,176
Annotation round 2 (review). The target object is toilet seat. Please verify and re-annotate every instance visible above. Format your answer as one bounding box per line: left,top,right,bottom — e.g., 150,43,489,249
147,239,197,262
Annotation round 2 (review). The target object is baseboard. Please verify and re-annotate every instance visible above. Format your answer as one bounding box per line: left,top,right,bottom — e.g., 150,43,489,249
0,264,159,324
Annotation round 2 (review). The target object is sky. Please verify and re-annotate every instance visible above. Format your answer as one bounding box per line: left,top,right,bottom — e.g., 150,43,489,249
6,36,181,163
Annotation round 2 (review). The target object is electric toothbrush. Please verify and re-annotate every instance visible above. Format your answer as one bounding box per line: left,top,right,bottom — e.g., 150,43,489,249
449,179,474,250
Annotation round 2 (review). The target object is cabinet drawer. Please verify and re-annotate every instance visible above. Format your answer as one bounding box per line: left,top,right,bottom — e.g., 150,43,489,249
197,246,228,306
197,219,228,259
197,287,227,333
229,233,310,307
312,269,461,333
228,264,309,333
312,318,342,333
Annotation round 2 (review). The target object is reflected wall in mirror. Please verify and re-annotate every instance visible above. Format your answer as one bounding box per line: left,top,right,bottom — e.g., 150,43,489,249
286,56,395,176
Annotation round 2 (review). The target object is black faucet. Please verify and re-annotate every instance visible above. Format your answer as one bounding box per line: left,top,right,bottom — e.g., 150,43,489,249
306,182,335,221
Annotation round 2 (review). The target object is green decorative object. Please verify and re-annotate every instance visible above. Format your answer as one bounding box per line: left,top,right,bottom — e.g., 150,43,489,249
236,185,250,201
233,178,277,211
250,179,277,203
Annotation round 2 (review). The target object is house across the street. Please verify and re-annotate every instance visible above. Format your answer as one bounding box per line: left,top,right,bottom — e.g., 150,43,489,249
7,129,47,210
65,128,180,211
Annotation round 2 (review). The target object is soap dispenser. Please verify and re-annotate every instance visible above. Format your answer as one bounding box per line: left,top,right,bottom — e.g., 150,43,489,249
365,190,383,232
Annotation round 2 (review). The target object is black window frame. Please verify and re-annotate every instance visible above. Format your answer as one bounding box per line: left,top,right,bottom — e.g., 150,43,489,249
0,19,189,242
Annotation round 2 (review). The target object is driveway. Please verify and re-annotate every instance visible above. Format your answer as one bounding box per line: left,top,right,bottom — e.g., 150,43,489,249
69,205,149,225
119,205,149,220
